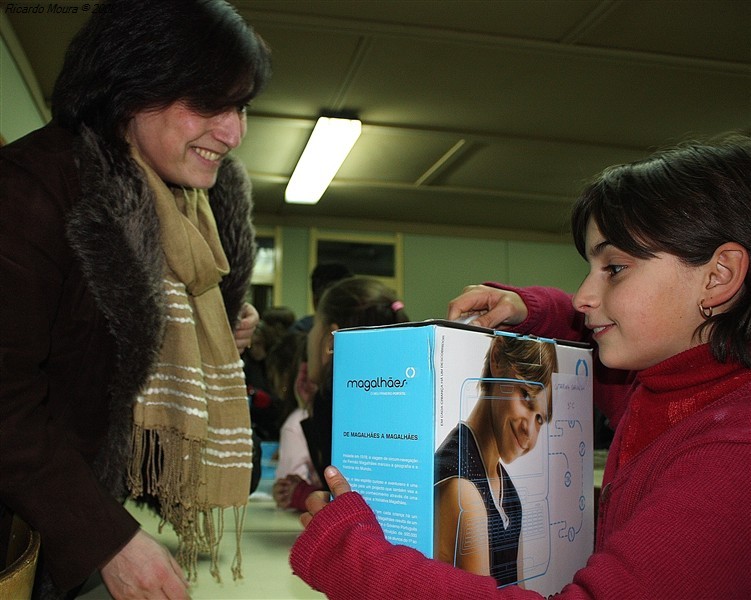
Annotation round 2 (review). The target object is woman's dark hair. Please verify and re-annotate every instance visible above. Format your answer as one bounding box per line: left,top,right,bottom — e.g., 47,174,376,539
571,133,751,366
52,0,271,146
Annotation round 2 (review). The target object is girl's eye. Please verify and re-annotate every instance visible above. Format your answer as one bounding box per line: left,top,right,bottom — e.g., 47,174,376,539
606,264,626,277
237,103,250,115
535,414,544,426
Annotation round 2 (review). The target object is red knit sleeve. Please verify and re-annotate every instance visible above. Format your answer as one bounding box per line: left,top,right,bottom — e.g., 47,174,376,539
291,492,546,600
291,432,751,599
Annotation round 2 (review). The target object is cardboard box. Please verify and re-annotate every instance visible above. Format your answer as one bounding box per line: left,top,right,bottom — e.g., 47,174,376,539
332,321,593,595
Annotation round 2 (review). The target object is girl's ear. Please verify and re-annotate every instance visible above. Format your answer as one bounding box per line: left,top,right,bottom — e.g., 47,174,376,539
703,242,749,310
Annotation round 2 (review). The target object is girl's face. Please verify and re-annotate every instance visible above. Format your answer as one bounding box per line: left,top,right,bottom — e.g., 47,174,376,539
307,312,334,385
126,101,247,188
491,382,547,464
572,218,707,371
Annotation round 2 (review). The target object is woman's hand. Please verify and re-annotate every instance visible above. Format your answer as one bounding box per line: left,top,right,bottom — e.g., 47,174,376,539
300,466,351,529
447,285,528,329
233,302,259,354
100,529,190,599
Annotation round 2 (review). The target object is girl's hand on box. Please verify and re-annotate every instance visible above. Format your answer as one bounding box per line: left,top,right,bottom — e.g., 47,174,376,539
300,466,351,528
447,284,528,329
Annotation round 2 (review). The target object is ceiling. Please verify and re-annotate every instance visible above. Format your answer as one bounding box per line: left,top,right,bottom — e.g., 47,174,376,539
3,0,750,240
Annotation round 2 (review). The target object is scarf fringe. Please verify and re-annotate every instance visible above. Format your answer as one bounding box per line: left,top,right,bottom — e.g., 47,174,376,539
128,425,246,582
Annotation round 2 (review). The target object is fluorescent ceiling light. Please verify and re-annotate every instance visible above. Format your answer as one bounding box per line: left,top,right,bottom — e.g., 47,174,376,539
285,116,362,204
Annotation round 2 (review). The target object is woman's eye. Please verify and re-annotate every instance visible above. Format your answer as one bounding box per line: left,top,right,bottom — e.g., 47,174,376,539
522,390,538,412
535,414,544,426
238,103,251,115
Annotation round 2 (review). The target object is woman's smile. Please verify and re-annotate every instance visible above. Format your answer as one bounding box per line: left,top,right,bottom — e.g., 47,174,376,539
193,146,223,162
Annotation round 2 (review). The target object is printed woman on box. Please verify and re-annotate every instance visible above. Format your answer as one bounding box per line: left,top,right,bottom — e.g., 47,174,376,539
435,334,557,586
289,134,751,599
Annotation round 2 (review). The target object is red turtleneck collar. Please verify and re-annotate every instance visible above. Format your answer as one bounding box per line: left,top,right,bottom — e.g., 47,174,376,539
618,344,751,467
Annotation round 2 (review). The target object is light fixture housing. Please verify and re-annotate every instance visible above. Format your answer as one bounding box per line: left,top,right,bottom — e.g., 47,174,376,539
284,116,362,204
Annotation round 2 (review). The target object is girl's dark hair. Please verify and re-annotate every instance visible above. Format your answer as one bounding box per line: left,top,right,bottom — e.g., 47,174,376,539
316,277,409,399
52,0,271,146
571,133,751,366
317,277,410,331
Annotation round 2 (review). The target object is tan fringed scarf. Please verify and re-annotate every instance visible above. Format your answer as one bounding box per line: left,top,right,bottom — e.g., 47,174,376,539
128,152,253,581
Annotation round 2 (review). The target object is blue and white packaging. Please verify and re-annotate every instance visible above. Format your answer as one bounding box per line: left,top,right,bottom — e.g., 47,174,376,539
332,320,593,596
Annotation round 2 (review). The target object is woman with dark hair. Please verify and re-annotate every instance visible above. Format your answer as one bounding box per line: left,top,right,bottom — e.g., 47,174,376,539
289,134,751,599
0,1,270,598
51,0,270,149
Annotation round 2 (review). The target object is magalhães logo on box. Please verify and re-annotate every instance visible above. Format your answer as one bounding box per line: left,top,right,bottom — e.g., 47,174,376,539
346,367,417,392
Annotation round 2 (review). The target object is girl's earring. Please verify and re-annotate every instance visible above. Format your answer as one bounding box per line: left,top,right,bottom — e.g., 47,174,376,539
698,300,713,319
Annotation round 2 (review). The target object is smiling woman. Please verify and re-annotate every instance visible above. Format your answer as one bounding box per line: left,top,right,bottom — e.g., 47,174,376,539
126,102,248,189
0,1,272,599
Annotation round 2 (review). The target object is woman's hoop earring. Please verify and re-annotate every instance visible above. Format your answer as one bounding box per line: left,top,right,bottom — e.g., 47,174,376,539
699,300,713,319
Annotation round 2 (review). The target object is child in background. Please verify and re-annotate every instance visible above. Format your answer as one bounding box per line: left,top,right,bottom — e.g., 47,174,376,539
273,338,322,510
246,321,302,442
275,277,410,510
290,134,751,599
265,330,308,438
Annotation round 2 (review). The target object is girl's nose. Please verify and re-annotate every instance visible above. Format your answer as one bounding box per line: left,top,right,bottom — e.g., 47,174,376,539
572,273,598,314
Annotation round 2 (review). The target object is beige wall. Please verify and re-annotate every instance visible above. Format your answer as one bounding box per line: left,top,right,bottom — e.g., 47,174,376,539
273,224,585,323
0,18,48,143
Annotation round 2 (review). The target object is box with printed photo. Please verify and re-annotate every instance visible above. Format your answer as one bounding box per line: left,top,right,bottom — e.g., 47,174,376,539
332,320,593,596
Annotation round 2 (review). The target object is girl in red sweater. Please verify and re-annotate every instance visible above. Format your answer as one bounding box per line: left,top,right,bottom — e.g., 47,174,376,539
290,134,751,599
